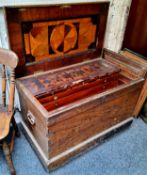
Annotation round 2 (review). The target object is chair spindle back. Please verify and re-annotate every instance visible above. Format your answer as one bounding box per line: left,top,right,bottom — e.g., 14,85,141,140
8,68,15,112
0,48,18,112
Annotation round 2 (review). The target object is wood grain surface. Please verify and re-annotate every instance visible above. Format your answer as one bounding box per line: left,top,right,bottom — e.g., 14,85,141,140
0,48,18,68
48,82,142,157
0,112,13,140
120,49,147,117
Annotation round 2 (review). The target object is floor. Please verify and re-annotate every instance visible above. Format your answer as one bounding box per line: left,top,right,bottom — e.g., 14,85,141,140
1,114,147,175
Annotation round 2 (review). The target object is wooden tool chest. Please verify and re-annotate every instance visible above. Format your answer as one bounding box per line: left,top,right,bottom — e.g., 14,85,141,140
5,2,147,171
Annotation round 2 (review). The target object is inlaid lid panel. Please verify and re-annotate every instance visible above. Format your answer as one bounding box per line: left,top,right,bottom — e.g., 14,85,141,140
6,3,109,77
22,17,98,63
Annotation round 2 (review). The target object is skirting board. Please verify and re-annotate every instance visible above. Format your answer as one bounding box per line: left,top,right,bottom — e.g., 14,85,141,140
19,117,133,171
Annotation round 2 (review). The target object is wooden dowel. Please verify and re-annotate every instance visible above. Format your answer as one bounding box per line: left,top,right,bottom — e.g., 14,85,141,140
2,65,6,107
8,69,15,112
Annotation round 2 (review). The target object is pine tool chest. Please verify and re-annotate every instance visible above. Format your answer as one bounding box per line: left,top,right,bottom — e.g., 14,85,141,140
6,2,147,170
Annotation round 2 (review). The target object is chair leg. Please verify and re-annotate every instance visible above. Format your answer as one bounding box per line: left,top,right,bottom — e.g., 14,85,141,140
2,142,16,175
10,130,15,153
12,117,20,137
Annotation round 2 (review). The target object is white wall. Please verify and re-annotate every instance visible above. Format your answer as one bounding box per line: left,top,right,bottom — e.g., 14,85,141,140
104,0,132,51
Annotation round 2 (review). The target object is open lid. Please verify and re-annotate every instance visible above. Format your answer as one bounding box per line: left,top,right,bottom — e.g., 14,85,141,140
6,2,109,77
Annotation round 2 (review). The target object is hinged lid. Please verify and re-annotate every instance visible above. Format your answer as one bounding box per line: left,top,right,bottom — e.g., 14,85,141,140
6,3,109,77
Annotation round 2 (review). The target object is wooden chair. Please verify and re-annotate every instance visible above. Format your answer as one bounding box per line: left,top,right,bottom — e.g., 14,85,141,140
0,48,20,175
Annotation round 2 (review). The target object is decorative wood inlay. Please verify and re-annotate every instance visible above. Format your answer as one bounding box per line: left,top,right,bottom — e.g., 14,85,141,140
23,17,97,62
50,23,77,54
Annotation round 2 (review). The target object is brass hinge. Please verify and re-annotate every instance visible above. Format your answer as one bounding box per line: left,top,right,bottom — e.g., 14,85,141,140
60,4,71,8
34,70,44,75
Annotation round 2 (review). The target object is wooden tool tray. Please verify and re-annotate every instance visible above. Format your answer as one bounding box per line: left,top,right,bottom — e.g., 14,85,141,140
20,59,121,111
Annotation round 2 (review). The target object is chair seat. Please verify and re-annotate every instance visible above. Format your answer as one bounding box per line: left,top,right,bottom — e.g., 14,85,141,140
0,111,13,140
